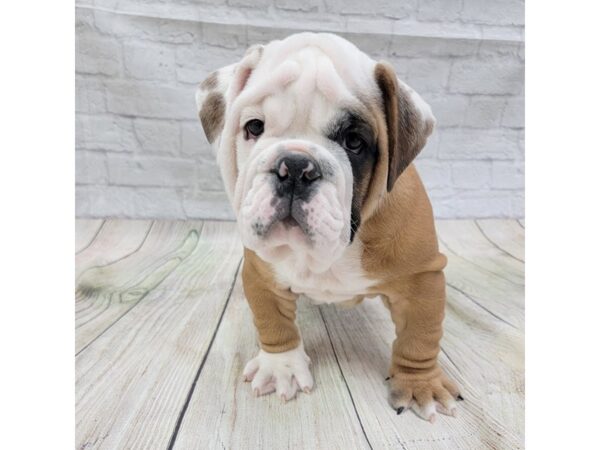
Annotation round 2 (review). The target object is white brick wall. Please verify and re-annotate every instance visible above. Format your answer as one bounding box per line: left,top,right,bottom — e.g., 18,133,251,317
76,0,524,219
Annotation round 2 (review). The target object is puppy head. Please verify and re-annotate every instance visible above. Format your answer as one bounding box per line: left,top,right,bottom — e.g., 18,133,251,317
196,33,434,273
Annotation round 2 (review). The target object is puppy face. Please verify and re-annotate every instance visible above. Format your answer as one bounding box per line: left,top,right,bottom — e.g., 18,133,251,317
196,33,434,273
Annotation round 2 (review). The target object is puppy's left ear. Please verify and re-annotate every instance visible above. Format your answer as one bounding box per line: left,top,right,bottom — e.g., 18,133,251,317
374,61,436,192
196,44,264,146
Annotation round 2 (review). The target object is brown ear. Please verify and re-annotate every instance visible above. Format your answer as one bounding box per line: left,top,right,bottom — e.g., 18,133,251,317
195,44,263,146
374,61,435,192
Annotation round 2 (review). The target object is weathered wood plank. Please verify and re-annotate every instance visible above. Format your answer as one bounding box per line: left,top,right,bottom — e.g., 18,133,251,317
75,221,203,354
476,219,525,262
443,287,524,439
172,278,371,450
75,220,153,279
437,220,523,284
437,220,524,329
319,292,523,449
75,219,104,253
75,222,243,450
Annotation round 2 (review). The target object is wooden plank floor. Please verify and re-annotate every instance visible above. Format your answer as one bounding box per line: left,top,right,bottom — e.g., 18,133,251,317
75,219,524,450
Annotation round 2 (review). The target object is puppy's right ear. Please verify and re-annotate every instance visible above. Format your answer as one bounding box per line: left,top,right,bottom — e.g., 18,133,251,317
196,45,264,147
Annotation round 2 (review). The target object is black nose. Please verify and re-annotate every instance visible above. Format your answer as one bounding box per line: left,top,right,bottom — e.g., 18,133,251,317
275,154,322,184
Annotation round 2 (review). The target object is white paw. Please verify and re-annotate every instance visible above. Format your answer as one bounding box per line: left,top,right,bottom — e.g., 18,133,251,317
242,345,314,401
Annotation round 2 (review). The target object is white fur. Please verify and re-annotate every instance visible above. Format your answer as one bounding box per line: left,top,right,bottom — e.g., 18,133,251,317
197,32,432,299
243,343,313,401
276,240,378,304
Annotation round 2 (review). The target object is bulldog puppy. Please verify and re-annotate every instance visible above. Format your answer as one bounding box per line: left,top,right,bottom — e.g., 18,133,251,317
196,33,462,422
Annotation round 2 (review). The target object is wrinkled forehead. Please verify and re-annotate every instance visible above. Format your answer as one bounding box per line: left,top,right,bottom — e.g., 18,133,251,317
237,34,380,131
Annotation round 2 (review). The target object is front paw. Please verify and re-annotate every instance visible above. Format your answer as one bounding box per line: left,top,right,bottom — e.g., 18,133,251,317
242,345,314,402
388,366,462,423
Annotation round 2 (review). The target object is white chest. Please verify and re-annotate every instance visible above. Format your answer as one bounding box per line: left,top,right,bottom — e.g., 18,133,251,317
274,242,378,304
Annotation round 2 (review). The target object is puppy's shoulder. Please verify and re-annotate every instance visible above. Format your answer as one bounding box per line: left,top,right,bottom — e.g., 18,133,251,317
359,164,445,278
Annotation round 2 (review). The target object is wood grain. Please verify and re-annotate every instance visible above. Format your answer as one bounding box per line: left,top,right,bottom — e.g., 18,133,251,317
437,220,524,329
476,219,525,262
319,297,523,449
76,221,243,450
75,220,153,279
75,219,104,254
74,219,524,449
75,221,202,354
172,279,371,450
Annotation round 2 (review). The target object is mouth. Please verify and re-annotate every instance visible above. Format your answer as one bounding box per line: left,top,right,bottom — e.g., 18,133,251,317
281,215,300,228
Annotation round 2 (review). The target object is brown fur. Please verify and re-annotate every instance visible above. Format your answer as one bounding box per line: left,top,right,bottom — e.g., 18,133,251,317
239,64,460,411
374,61,434,192
200,71,219,90
242,248,300,353
199,52,460,412
199,92,225,144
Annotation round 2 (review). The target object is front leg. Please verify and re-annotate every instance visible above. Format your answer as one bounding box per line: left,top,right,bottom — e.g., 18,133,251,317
241,249,313,401
384,269,462,422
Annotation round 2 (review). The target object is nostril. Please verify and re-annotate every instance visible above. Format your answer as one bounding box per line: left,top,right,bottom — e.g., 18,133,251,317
302,161,321,182
274,154,321,184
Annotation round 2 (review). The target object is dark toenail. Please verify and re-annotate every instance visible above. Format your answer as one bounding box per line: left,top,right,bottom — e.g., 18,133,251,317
396,407,404,415
457,394,464,401
385,376,390,381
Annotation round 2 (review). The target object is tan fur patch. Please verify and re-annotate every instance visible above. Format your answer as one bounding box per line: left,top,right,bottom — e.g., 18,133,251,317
242,248,301,353
199,92,225,144
200,70,219,90
374,62,432,192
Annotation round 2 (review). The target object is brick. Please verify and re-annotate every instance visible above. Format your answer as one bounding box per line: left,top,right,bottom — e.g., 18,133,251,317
462,0,524,26
511,192,524,218
450,161,492,189
427,94,469,128
390,36,479,58
415,160,451,189
405,58,450,93
176,46,242,84
75,8,95,32
124,42,175,81
327,0,416,19
182,189,235,220
275,0,319,12
491,162,524,189
76,77,106,113
93,10,199,44
134,119,180,155
345,34,390,58
76,185,185,218
195,161,226,191
76,34,122,76
438,129,520,160
107,155,196,187
181,122,214,159
246,26,293,46
478,40,522,58
433,191,514,218
449,58,524,95
227,0,270,8
464,97,506,128
502,97,524,128
105,81,196,120
517,130,525,160
384,56,410,80
417,0,462,22
419,129,440,159
76,114,137,152
76,151,108,185
202,22,246,49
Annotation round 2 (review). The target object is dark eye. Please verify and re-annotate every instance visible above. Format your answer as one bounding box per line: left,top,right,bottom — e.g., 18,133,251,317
244,119,264,139
343,131,365,154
